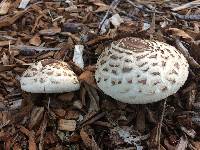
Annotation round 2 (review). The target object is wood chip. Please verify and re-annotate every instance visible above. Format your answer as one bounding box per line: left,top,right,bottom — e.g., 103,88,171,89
39,27,61,36
58,119,76,131
29,107,44,129
29,34,41,46
78,70,96,87
80,126,101,150
0,0,11,15
18,0,31,9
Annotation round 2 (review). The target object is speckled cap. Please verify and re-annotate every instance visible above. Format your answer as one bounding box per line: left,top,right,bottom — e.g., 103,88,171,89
20,59,80,93
95,37,189,104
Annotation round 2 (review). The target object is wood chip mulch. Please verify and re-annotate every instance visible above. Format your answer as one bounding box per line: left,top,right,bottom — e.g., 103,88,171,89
1,0,200,149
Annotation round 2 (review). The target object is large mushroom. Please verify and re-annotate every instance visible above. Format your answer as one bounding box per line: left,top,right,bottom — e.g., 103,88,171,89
95,37,189,104
20,59,80,93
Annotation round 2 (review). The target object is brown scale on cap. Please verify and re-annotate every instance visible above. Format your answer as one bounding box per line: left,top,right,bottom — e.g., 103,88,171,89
122,67,132,73
113,37,150,52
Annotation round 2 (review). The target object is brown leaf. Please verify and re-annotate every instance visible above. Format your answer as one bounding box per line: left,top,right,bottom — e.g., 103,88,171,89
167,28,193,41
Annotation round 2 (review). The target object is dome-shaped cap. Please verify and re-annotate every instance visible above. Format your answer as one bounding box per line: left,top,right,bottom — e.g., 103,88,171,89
20,59,80,93
95,37,189,104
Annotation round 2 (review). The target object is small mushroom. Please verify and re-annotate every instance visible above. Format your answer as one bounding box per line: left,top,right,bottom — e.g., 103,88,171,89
20,59,80,93
95,37,189,104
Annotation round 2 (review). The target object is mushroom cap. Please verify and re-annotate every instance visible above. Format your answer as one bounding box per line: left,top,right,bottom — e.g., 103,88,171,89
95,37,189,104
20,59,80,93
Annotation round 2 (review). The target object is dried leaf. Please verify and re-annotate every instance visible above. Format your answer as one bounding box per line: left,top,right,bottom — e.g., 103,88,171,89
167,28,193,41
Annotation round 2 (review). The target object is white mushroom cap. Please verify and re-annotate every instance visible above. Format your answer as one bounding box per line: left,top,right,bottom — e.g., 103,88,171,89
20,59,80,93
95,37,189,104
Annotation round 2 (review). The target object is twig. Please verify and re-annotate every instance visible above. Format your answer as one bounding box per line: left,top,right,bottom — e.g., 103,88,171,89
47,97,50,112
157,99,167,150
175,39,200,68
11,45,61,52
148,12,156,39
98,0,121,33
172,0,200,11
78,112,105,129
126,0,164,14
0,120,10,129
172,12,200,21
0,35,16,40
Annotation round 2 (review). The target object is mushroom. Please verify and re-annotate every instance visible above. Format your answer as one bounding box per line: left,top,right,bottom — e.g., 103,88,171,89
95,37,189,104
20,59,80,93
